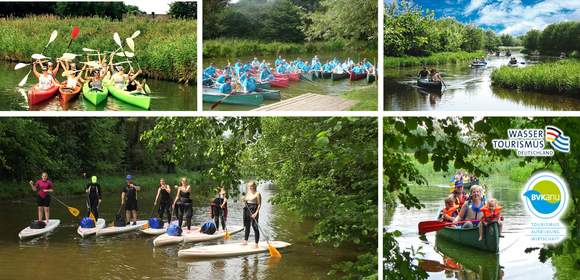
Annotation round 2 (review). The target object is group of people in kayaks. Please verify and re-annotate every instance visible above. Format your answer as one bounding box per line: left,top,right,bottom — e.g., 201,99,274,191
437,170,503,241
202,55,376,94
27,171,265,247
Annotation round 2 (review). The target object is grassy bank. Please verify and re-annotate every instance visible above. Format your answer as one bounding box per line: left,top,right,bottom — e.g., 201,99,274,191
384,51,485,68
343,84,378,111
0,171,208,199
203,39,376,59
491,60,580,95
0,15,196,84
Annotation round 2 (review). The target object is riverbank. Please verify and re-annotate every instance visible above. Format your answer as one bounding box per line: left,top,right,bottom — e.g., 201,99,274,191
0,171,206,199
384,51,485,68
491,60,580,95
0,15,196,84
203,39,376,59
342,84,378,111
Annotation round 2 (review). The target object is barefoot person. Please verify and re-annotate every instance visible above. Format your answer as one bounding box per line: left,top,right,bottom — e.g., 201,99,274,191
480,198,503,240
154,178,172,225
242,181,261,248
173,178,193,232
121,175,140,225
212,187,228,232
29,172,54,225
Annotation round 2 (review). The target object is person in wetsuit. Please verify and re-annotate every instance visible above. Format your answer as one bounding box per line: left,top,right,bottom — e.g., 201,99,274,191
212,187,228,231
85,176,102,220
154,178,172,225
242,181,262,248
173,178,193,232
121,175,141,225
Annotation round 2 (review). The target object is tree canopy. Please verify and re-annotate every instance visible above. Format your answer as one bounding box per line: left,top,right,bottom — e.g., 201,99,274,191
523,22,580,56
0,2,141,20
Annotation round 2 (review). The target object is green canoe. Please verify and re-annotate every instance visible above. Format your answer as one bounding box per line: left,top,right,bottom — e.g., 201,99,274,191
435,237,500,280
436,221,500,253
255,88,281,100
203,88,263,106
256,81,271,89
82,82,108,106
105,81,151,110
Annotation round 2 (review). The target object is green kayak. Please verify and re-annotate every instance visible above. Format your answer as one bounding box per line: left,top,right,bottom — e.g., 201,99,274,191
436,221,500,253
203,88,263,106
82,82,108,106
106,81,151,110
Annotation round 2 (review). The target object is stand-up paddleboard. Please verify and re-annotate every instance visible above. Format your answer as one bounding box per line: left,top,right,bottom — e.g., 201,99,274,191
96,220,147,237
18,219,60,240
153,226,243,247
141,223,170,235
77,218,106,238
177,241,291,258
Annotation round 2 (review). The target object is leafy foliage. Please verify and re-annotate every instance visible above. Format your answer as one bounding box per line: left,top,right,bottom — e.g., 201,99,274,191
523,22,580,56
168,1,197,19
0,2,134,20
305,0,378,42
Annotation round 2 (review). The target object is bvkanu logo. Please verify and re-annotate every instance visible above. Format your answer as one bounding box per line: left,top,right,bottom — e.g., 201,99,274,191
492,125,571,157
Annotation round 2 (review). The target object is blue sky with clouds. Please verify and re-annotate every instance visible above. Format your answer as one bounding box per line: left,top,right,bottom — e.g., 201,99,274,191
401,0,580,35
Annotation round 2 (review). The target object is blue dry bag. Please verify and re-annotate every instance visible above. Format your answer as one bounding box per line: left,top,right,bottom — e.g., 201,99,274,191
200,220,217,235
148,218,164,229
80,217,96,228
167,224,182,236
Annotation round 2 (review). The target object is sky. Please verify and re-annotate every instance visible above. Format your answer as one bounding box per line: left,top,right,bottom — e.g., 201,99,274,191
405,0,580,35
124,0,175,14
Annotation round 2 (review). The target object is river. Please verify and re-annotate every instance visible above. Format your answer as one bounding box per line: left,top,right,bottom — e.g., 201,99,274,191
0,61,196,111
0,182,355,279
384,52,580,111
203,53,377,111
385,177,558,279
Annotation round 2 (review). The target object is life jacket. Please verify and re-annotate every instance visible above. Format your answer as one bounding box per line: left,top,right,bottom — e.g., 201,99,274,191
442,205,459,218
462,200,485,223
481,205,502,222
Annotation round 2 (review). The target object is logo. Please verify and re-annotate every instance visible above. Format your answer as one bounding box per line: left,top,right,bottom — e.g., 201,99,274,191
522,172,569,219
545,126,570,153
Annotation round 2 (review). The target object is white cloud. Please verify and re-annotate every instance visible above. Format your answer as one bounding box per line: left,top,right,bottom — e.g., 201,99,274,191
124,0,177,14
465,0,488,15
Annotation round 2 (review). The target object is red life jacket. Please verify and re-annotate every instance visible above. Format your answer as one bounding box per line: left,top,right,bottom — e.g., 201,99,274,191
481,205,502,221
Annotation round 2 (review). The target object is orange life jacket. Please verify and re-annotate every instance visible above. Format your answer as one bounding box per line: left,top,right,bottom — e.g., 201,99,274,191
481,205,502,221
442,205,459,217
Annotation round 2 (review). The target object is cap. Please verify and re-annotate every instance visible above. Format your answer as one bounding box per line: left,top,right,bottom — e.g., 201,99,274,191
126,175,132,180
91,176,97,183
455,181,463,187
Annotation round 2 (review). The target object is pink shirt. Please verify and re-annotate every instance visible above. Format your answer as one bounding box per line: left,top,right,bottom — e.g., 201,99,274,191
34,179,53,198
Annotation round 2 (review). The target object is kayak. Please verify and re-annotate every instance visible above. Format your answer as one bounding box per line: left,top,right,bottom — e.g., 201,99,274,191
435,237,500,279
59,81,81,105
367,73,376,84
153,226,243,247
436,221,500,253
141,223,169,236
349,71,367,81
28,85,59,105
178,241,292,258
106,82,151,110
77,218,106,238
471,62,487,67
95,220,147,237
417,79,443,91
82,82,108,106
203,90,264,106
18,219,60,240
322,72,331,79
270,77,289,88
331,72,348,81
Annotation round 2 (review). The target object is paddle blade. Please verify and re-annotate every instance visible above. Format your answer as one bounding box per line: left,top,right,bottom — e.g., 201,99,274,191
224,231,231,240
126,38,135,52
89,211,96,222
418,220,451,235
144,83,151,94
32,54,48,60
47,30,58,46
143,223,149,229
267,243,282,258
61,53,77,61
18,71,30,87
71,26,80,39
68,206,80,217
82,48,97,52
130,30,141,39
14,63,29,70
113,32,122,47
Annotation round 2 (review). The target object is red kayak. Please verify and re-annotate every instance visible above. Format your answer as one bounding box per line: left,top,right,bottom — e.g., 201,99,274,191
275,72,300,81
349,71,367,81
270,77,289,88
59,81,82,105
28,85,59,105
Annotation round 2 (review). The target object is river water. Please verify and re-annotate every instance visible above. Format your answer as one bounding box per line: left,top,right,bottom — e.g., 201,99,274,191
0,61,196,111
203,54,377,111
385,176,559,279
0,182,355,279
384,52,580,111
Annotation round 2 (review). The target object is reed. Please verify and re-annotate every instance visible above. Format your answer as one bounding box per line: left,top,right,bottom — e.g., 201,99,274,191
384,51,485,68
491,60,580,94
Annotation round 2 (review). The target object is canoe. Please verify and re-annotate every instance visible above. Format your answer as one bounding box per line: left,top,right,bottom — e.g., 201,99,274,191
19,219,60,240
202,90,264,106
255,88,281,100
288,72,300,81
95,220,147,237
349,71,367,81
270,77,289,88
508,63,518,67
141,223,169,236
470,62,487,67
331,72,349,81
417,79,442,91
106,82,151,110
322,72,331,79
28,85,59,105
256,81,271,89
178,241,292,258
59,81,81,105
301,72,315,81
436,221,500,253
435,237,500,280
367,73,376,84
153,226,243,247
77,218,106,238
82,82,108,106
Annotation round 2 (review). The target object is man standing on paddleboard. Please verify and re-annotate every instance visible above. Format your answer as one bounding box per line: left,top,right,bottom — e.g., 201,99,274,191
28,171,54,225
121,175,140,226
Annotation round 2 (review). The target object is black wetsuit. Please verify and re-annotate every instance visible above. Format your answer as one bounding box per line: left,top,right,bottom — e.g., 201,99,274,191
177,191,193,230
213,197,227,230
86,183,102,220
243,203,260,243
158,186,172,224
123,185,138,211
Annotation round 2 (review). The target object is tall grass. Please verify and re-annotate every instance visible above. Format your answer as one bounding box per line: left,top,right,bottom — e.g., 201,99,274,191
0,15,196,84
491,60,580,95
203,39,375,58
342,84,378,111
384,51,485,67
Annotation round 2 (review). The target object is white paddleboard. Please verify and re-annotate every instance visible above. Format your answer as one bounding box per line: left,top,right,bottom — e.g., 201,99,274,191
77,218,106,238
96,220,147,236
18,219,60,240
153,225,243,247
152,226,201,247
177,241,291,258
141,223,169,235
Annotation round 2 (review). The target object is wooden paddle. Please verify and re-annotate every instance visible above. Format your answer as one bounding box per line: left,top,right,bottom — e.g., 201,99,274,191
51,195,80,217
18,30,58,87
418,219,480,235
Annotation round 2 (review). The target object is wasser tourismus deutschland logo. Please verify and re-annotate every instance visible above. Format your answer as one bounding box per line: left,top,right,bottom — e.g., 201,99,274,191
492,125,571,157
522,171,569,243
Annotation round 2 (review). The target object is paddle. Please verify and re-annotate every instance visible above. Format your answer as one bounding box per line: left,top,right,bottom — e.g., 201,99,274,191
418,219,480,235
65,26,80,52
124,36,151,94
51,195,80,217
18,30,58,87
109,204,124,227
243,201,281,258
210,82,238,110
113,32,133,71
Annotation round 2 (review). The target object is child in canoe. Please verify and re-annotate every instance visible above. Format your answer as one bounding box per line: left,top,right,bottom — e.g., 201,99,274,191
438,195,459,222
479,198,503,241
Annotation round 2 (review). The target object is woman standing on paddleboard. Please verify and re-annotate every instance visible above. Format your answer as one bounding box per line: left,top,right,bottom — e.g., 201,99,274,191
154,178,172,225
28,171,54,224
85,176,102,220
242,181,262,248
212,187,228,232
173,178,193,232
121,175,140,226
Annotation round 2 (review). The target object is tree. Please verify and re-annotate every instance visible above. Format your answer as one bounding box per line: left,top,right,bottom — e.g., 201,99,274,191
126,5,145,15
169,1,197,19
307,0,378,43
384,0,434,56
499,33,515,46
484,30,501,51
